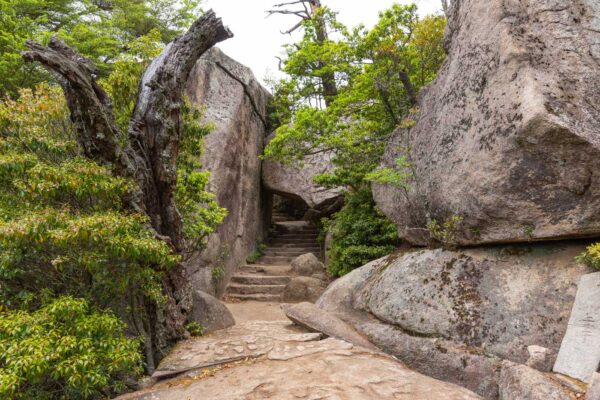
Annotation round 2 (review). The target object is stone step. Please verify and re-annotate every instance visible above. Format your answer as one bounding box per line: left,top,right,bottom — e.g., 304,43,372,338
263,250,318,257
258,256,293,264
271,233,319,240
224,293,282,302
269,240,320,246
242,264,292,275
230,274,291,285
268,237,319,245
227,283,286,295
267,244,321,250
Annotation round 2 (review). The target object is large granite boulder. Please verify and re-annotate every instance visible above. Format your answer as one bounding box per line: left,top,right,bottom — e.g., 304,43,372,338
262,138,342,212
184,48,271,296
373,0,600,246
317,243,592,398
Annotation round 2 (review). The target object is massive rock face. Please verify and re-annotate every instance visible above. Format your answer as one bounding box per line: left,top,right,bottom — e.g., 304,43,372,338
184,48,271,296
317,244,592,398
262,140,342,212
374,0,600,246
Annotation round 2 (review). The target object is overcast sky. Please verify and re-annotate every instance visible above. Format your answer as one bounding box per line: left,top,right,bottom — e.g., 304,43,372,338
203,0,444,86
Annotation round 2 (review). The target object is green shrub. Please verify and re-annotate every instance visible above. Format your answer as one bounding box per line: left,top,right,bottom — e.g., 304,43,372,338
427,215,463,247
325,189,398,277
246,242,267,264
0,296,142,399
577,243,600,270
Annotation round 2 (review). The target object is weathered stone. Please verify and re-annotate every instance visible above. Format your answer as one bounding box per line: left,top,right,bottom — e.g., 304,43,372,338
185,47,271,296
499,361,572,400
526,345,553,372
291,253,325,276
151,321,321,379
587,372,600,400
283,276,327,303
117,321,482,400
282,302,377,350
189,290,234,335
317,244,592,398
373,0,600,246
262,138,342,210
554,272,600,382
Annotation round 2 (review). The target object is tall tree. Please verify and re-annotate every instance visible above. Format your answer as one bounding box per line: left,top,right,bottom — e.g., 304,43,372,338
21,10,232,369
268,0,338,105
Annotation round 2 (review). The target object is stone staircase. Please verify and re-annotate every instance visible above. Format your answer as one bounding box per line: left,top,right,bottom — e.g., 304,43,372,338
225,216,320,302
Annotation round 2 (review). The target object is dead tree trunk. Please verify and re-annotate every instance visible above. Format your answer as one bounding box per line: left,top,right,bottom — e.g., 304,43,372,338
23,10,233,369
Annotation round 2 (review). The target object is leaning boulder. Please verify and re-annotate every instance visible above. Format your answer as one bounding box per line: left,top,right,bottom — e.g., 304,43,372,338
283,277,327,303
282,302,377,350
262,137,342,212
373,0,600,246
291,253,326,277
189,290,235,334
184,48,271,296
317,243,592,398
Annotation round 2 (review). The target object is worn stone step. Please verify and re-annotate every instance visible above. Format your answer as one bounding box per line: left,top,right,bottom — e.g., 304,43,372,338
267,245,321,250
258,256,293,264
263,250,318,257
269,238,319,245
230,274,290,285
242,264,292,275
276,231,319,236
226,284,286,295
224,293,282,302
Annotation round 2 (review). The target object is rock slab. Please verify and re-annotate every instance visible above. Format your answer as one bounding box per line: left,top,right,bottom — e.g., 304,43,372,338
116,320,481,400
554,272,600,382
282,302,377,350
373,0,600,246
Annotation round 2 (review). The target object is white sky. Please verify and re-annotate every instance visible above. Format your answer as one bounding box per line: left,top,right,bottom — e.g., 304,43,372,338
203,0,444,87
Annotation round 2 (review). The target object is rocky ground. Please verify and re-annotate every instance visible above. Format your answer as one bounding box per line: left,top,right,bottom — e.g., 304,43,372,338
116,302,481,400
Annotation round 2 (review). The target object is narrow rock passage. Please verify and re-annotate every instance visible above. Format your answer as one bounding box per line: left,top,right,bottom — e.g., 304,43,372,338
114,213,482,399
224,213,321,302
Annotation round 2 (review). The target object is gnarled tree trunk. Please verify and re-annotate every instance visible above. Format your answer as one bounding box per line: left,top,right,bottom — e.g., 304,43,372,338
22,10,233,370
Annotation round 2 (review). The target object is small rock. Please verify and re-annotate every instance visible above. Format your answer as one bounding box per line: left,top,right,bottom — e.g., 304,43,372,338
190,290,235,334
587,372,600,400
311,272,329,282
499,361,571,400
527,345,553,372
283,277,327,303
291,253,325,277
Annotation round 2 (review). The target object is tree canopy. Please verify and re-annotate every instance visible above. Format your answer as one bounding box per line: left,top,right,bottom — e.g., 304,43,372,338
0,0,202,96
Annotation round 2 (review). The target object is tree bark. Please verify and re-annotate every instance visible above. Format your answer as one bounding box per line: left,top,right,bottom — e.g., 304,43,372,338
399,70,418,107
22,10,233,369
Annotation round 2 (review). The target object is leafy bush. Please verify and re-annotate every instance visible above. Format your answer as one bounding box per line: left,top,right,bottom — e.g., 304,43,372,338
0,296,142,400
246,243,267,264
324,189,398,277
577,243,600,270
427,215,464,248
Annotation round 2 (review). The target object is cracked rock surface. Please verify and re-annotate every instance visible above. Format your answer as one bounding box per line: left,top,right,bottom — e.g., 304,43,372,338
116,320,481,400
